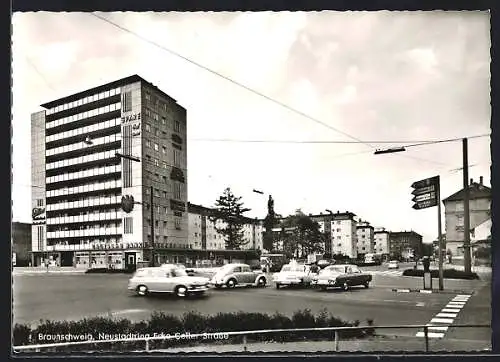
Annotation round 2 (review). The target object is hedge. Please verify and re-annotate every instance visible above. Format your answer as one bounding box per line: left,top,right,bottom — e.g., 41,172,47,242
402,268,479,280
13,309,375,352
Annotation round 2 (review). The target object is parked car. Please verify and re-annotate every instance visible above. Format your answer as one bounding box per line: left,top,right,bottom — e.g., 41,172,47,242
311,264,372,291
209,263,267,289
273,262,317,289
388,260,399,269
128,265,210,297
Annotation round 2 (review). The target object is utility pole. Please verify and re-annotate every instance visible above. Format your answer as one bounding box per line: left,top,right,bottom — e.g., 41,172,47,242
437,180,444,291
463,138,472,273
150,185,155,267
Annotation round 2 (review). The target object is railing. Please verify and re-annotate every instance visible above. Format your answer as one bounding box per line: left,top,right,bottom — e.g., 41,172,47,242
12,324,490,353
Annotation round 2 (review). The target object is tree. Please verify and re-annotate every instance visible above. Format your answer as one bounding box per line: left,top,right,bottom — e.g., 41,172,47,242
210,187,251,250
279,210,325,258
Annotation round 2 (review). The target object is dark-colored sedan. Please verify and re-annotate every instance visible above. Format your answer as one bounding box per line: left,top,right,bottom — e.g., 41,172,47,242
311,264,372,291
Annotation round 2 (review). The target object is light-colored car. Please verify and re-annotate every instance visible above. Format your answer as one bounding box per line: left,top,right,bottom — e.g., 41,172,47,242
209,263,267,289
388,260,400,269
273,263,317,289
128,265,210,297
312,264,372,291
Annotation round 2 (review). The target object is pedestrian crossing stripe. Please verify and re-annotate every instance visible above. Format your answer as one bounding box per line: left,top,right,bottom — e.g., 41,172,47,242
417,294,472,339
430,317,454,324
416,331,444,338
426,325,448,331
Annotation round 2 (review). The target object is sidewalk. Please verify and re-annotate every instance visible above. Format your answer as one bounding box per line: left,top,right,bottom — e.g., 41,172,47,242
12,267,87,275
152,336,491,353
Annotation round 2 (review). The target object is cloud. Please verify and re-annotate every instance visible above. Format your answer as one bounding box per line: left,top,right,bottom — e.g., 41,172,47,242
11,11,491,244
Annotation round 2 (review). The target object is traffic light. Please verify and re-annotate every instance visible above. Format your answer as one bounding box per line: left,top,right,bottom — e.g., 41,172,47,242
121,195,135,213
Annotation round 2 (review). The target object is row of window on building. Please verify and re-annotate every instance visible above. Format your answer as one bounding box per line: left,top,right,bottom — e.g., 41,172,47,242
46,88,122,115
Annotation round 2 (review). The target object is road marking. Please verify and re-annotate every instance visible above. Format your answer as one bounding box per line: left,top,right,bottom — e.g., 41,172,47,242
416,331,445,338
426,325,449,331
441,308,461,313
416,302,425,307
417,293,472,339
430,317,454,324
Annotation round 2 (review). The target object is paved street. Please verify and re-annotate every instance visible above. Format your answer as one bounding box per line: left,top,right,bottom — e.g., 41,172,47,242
13,266,490,350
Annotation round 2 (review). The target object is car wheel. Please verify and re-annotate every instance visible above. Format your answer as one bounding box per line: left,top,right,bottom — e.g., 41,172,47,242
257,277,266,287
136,285,148,296
214,284,222,289
342,282,349,291
364,282,370,288
226,278,237,288
175,285,188,297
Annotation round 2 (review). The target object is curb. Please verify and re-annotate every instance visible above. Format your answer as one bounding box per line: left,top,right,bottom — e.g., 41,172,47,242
392,288,474,295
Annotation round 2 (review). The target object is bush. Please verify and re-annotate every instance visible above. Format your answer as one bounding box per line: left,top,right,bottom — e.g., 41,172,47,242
402,268,479,280
13,309,375,351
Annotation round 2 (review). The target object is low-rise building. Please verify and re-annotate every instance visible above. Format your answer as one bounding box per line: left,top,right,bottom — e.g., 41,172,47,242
389,230,423,260
12,222,32,267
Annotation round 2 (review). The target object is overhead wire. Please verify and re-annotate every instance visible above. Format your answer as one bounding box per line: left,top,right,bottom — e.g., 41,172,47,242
89,13,375,149
88,13,488,169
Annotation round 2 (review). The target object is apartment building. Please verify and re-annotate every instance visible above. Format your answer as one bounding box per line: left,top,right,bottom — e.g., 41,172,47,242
356,220,375,258
373,227,390,257
31,75,188,270
442,176,491,257
389,230,423,260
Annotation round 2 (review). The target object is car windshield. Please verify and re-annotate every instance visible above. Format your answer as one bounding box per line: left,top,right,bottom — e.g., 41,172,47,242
322,266,347,274
170,268,188,277
281,265,305,272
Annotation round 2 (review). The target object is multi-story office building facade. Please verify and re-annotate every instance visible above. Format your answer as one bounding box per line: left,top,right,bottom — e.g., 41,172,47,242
31,75,188,270
356,220,374,258
374,227,390,258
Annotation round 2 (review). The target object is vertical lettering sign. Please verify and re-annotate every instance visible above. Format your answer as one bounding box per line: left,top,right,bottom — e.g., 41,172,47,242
121,112,141,137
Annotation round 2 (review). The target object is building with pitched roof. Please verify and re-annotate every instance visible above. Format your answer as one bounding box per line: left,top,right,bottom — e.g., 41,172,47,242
442,176,491,257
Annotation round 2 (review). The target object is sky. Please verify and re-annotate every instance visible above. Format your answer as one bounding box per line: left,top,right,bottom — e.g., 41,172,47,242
11,11,491,244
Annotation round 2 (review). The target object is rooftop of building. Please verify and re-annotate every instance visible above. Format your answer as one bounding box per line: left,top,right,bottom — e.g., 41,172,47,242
389,230,423,238
443,176,491,203
40,74,185,110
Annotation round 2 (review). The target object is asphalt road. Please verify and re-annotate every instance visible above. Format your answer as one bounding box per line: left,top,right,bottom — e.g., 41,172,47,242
13,265,490,346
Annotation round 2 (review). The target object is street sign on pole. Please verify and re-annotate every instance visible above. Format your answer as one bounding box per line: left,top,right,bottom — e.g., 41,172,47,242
411,176,439,210
410,175,444,291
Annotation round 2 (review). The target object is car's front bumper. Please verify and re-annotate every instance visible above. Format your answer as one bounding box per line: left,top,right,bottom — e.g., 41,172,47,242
274,278,303,285
187,285,209,292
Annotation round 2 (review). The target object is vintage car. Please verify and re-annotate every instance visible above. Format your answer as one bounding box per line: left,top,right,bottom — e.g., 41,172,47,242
387,260,400,269
209,263,267,289
273,263,317,289
128,265,210,297
311,264,372,291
